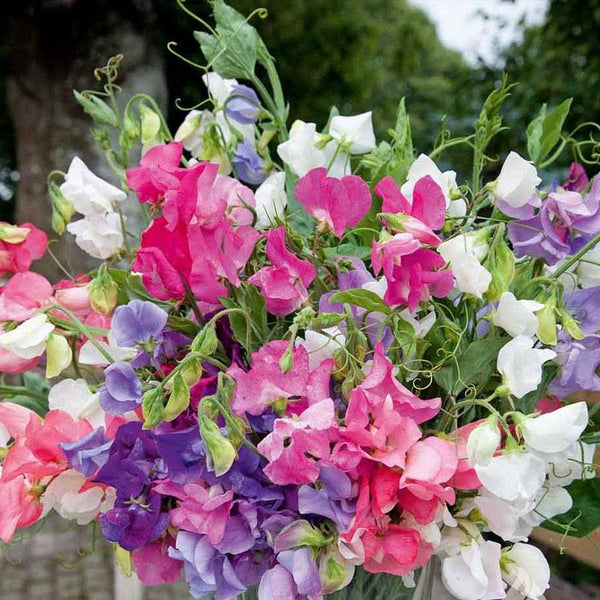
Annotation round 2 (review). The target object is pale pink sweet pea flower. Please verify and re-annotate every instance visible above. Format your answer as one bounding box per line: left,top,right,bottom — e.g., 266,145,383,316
0,271,53,322
0,475,43,543
248,227,316,317
295,167,371,237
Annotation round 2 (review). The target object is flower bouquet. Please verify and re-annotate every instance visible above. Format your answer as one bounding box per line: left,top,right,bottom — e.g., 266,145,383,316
0,2,598,599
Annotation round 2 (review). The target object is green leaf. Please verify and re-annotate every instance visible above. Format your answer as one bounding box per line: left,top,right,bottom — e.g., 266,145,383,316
330,289,391,315
323,243,372,260
73,91,118,127
194,0,260,79
124,273,171,308
434,337,508,396
221,285,268,352
527,98,572,165
542,477,600,538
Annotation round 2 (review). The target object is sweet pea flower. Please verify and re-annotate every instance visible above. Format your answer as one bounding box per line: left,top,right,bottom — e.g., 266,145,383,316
296,327,346,371
497,335,556,398
225,84,261,124
564,162,588,192
576,244,600,287
202,71,237,104
111,299,167,347
0,313,54,359
546,440,596,487
60,156,127,216
0,271,53,322
248,227,316,316
0,476,43,543
295,167,371,237
495,151,541,208
98,361,143,414
492,292,544,338
401,154,466,217
254,172,287,228
0,222,47,275
502,543,550,599
131,537,183,586
232,139,267,185
466,416,501,467
175,109,214,157
48,378,104,428
329,111,376,154
520,401,588,455
277,120,349,178
66,212,124,260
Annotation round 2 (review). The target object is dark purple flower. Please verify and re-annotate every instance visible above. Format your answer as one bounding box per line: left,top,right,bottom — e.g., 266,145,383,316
550,333,600,396
507,202,571,265
60,427,111,477
111,299,168,347
564,162,589,192
225,84,261,125
232,140,267,185
99,361,142,414
155,427,208,484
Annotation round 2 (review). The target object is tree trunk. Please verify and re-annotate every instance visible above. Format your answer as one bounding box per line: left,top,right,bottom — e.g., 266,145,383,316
6,0,167,280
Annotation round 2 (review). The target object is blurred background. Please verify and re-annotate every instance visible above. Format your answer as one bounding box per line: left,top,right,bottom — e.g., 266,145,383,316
0,0,599,597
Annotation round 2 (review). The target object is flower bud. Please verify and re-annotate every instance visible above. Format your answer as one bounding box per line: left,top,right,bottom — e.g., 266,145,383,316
88,270,119,316
139,103,162,149
536,296,558,345
45,333,72,378
466,415,501,467
0,224,30,243
484,232,515,301
560,310,584,340
163,372,190,422
198,412,236,476
191,324,218,356
273,520,328,553
319,546,354,595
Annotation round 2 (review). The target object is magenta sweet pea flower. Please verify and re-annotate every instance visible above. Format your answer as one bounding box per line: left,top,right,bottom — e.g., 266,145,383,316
564,162,589,192
295,167,371,237
248,227,316,316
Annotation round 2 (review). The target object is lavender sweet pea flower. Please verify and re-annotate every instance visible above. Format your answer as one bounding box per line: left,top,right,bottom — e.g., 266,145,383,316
565,285,600,334
225,84,261,124
507,202,571,266
111,299,168,347
60,427,111,476
98,361,142,414
232,140,267,185
496,194,541,219
550,333,600,396
277,548,322,597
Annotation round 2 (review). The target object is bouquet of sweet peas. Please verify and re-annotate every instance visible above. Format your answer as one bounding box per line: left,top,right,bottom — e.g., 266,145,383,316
0,2,598,599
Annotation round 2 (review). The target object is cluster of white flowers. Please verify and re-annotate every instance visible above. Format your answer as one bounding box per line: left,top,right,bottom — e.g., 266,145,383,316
61,156,126,259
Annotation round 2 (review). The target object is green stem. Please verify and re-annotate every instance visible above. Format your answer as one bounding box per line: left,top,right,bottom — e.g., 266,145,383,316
0,386,47,402
551,231,600,279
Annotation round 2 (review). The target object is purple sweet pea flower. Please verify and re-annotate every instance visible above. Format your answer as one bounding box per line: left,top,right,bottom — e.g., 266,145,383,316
564,162,589,192
565,285,600,334
232,140,267,185
546,177,600,234
225,84,261,125
277,548,322,597
258,564,301,600
60,427,111,476
99,361,142,414
496,194,542,219
111,299,168,347
507,202,571,265
550,333,600,396
154,426,208,484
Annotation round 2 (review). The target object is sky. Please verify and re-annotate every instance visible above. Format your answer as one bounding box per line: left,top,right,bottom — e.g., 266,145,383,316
408,0,549,65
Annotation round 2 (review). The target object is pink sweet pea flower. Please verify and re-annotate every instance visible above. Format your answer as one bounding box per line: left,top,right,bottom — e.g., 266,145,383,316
53,278,92,318
0,271,53,322
295,167,371,237
359,343,441,424
371,233,421,280
449,422,483,490
0,335,40,373
228,341,332,417
132,536,182,586
0,222,48,275
126,142,186,205
0,475,43,543
258,399,337,485
248,227,316,316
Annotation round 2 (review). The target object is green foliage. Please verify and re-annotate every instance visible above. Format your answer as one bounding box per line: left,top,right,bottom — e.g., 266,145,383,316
329,289,391,315
526,98,572,167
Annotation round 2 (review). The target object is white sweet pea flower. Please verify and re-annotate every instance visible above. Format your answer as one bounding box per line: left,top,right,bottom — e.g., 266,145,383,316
296,327,346,371
399,308,437,339
525,486,573,530
42,470,113,525
0,313,54,359
492,292,544,338
60,157,127,217
202,71,237,105
502,543,550,599
441,539,505,600
67,212,124,260
254,172,287,228
472,493,532,542
475,450,547,502
329,111,376,154
439,231,490,263
467,416,501,467
79,332,137,367
521,402,588,455
495,151,542,208
546,441,596,487
174,109,214,156
401,153,466,217
48,379,104,429
497,336,556,398
576,245,600,288
277,120,349,178
450,252,492,298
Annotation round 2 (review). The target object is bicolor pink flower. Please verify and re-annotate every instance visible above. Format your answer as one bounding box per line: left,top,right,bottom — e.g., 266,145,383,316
248,227,316,316
54,279,92,318
132,536,182,586
0,341,39,374
126,142,186,205
371,233,421,280
153,481,233,544
295,167,371,237
258,399,337,485
375,175,446,245
0,271,53,322
358,343,441,424
0,222,48,275
228,340,333,417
